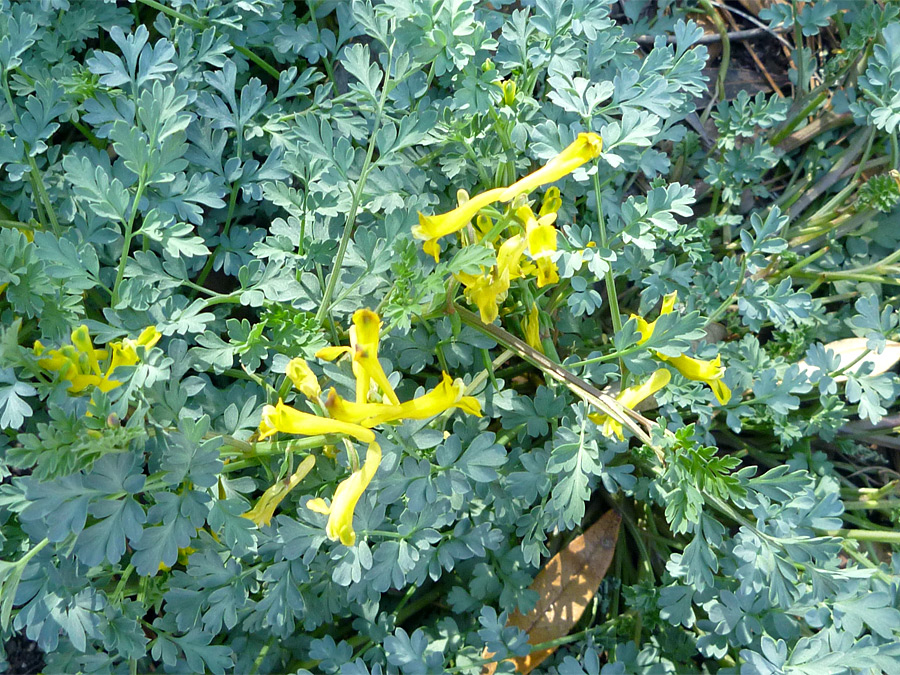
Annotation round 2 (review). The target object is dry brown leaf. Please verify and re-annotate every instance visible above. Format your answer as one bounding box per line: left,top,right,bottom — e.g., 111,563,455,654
798,338,900,383
481,510,621,675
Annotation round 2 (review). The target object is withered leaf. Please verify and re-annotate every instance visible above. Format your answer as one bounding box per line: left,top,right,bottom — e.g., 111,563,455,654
482,510,621,674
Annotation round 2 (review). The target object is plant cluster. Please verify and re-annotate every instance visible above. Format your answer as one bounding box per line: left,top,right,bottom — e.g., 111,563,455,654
1,1,900,674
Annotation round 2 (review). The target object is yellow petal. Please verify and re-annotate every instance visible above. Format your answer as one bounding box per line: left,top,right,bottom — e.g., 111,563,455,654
660,291,678,316
243,455,316,527
710,378,732,405
592,369,671,440
499,132,603,202
136,326,161,348
259,399,375,443
70,325,102,375
324,387,397,426
315,345,351,361
659,353,730,405
351,309,400,405
324,442,381,546
659,353,724,382
534,258,559,288
496,233,528,280
540,186,562,216
522,303,543,354
616,368,671,410
460,271,509,324
306,497,331,515
412,187,507,261
361,372,482,427
286,358,321,400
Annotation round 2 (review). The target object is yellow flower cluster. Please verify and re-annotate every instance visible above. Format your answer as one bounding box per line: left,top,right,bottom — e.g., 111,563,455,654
34,325,160,394
248,309,482,545
412,133,603,283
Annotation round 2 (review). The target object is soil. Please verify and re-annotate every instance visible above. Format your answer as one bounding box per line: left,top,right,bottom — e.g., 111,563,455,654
3,633,45,675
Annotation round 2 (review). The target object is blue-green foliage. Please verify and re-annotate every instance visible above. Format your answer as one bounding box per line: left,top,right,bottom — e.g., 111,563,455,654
0,1,898,674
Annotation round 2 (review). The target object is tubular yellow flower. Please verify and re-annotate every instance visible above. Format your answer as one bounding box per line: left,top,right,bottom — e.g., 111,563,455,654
499,132,603,202
522,303,544,354
259,399,375,443
413,187,506,262
108,326,161,372
457,269,510,324
540,186,562,217
659,353,732,405
307,442,382,546
633,292,678,344
589,368,671,440
351,309,400,405
358,372,482,427
496,233,528,280
323,388,392,426
242,455,316,527
286,358,321,400
517,205,560,288
630,292,730,404
316,309,400,405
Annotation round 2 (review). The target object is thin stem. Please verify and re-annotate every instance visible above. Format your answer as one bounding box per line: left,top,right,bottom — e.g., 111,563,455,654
1,72,59,235
316,46,394,324
824,529,900,544
452,303,658,450
591,170,623,380
112,171,147,306
195,181,240,288
706,257,747,324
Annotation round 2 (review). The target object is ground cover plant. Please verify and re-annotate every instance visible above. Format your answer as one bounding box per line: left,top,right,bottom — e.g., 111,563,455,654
1,0,900,673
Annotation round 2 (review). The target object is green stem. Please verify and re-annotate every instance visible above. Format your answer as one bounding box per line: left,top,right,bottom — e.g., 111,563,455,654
842,498,900,510
706,257,747,324
770,91,828,146
700,0,729,102
825,529,900,544
315,46,394,324
195,181,240,289
1,72,59,235
112,171,147,307
591,171,623,373
452,304,657,449
135,0,280,79
791,0,807,94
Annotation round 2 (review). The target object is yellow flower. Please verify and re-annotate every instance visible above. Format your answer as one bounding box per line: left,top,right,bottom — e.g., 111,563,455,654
413,187,506,262
633,292,678,344
315,309,400,405
306,442,381,546
540,186,562,217
35,325,159,394
659,353,732,405
243,455,316,527
326,372,481,427
517,205,560,288
499,132,603,202
259,399,375,443
456,233,528,324
589,368,671,440
496,233,528,280
322,388,390,426
286,358,321,400
108,326,161,372
522,303,544,354
457,269,510,324
631,292,730,404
